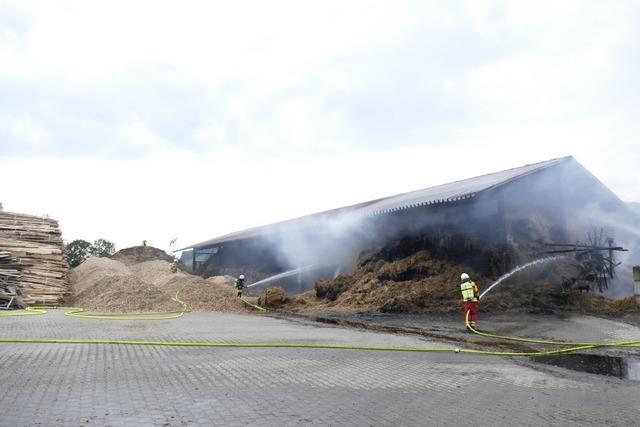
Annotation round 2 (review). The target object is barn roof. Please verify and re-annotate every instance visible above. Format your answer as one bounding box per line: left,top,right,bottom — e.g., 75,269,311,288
180,156,572,251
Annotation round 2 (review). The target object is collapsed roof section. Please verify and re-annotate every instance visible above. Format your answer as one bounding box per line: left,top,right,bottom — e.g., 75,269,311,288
180,156,613,251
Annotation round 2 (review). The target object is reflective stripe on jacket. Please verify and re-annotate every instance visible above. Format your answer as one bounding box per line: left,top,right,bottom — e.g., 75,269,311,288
460,280,478,302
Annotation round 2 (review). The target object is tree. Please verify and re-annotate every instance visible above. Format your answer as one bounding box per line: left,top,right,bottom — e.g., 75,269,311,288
90,238,116,258
65,239,93,268
65,238,116,267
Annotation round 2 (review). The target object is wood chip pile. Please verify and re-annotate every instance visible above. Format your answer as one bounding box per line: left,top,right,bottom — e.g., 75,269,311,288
72,256,249,313
0,211,70,306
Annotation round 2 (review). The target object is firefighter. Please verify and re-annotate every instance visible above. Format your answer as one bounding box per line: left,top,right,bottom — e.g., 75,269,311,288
460,273,479,330
234,274,245,298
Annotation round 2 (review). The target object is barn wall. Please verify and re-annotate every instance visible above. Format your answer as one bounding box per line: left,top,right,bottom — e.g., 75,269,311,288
196,236,287,282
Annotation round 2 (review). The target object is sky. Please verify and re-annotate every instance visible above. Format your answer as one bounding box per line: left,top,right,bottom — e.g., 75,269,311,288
1,0,639,253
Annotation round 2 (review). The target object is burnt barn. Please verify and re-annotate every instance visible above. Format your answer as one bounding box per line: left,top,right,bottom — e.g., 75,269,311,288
179,156,638,295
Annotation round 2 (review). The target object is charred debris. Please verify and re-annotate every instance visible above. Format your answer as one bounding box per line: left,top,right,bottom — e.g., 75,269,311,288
544,228,628,293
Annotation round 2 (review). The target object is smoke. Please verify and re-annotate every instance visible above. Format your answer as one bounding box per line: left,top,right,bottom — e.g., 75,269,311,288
547,159,640,298
224,157,640,296
568,204,640,298
251,197,456,291
259,195,475,275
262,209,377,272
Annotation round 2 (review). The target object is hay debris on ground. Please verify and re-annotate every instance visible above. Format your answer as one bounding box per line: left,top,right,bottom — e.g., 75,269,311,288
263,287,285,307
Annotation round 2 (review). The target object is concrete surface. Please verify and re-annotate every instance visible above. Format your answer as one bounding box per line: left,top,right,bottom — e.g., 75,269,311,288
1,311,639,426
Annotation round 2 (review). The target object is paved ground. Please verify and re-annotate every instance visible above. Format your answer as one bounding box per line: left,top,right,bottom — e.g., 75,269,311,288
288,311,640,355
1,311,639,426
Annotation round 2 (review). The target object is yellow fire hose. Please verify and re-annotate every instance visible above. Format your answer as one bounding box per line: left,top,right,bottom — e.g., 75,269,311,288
0,306,47,317
240,297,267,312
61,291,192,320
462,311,640,356
0,334,637,356
1,298,639,357
466,316,640,348
0,292,191,320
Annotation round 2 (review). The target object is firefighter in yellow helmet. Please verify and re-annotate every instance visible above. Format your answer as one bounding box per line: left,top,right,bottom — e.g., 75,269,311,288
460,273,479,329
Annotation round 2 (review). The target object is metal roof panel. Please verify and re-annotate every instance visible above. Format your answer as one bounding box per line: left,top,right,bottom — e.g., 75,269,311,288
179,156,571,250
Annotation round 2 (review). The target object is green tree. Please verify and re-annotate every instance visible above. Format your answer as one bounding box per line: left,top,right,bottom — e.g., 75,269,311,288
65,238,117,267
65,239,93,268
90,238,116,258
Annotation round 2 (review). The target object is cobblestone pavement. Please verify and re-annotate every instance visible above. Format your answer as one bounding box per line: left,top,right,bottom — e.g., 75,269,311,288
1,311,639,426
292,311,640,355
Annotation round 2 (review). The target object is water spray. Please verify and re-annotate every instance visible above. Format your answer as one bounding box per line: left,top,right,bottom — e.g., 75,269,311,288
246,265,318,288
479,256,566,299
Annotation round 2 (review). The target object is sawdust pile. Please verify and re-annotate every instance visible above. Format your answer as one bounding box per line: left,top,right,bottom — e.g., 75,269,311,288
72,257,130,294
74,274,179,312
129,260,185,287
161,275,242,312
70,247,248,313
111,245,175,265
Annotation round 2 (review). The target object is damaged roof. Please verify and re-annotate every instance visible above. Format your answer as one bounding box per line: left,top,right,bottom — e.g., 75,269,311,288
180,156,572,251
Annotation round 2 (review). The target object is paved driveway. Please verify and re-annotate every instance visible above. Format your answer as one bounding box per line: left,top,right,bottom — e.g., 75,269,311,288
0,311,638,426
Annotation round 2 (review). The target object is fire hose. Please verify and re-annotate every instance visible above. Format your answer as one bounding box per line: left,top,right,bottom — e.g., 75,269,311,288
0,292,191,320
1,301,639,356
240,297,267,312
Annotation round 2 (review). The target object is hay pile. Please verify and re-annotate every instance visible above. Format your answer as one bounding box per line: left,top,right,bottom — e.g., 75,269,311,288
71,247,248,313
284,235,639,315
287,244,483,314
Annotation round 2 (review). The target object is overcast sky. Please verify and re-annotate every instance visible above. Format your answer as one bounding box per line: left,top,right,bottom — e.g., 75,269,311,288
1,0,639,252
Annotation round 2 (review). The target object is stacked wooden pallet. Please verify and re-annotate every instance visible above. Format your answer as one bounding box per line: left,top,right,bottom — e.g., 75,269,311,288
0,250,24,307
0,211,70,306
